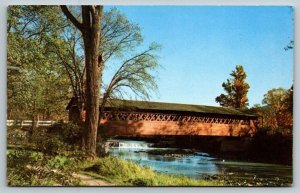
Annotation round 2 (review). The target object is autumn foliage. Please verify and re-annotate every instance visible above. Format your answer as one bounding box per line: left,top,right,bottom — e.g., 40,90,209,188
216,65,250,109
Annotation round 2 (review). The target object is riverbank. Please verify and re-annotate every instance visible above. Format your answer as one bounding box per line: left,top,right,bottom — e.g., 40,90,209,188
7,143,292,187
7,148,222,186
80,155,292,186
81,156,221,186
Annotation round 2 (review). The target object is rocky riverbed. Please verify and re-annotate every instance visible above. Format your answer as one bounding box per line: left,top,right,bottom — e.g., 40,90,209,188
107,139,292,186
204,173,292,186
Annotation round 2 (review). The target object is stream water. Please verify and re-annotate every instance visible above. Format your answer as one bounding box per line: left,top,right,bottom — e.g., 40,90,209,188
107,139,292,185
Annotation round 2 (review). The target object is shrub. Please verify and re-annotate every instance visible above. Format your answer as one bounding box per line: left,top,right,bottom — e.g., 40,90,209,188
47,122,82,146
47,155,80,171
33,134,65,155
7,150,44,168
7,150,81,186
30,122,83,154
7,127,28,145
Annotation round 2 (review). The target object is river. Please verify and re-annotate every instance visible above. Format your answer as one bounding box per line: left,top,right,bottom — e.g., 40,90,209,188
107,139,292,186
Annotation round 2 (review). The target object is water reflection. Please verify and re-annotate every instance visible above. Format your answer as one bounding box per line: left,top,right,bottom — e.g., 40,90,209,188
107,139,292,180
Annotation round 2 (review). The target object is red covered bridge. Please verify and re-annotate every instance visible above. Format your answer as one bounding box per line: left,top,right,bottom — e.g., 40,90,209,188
67,99,258,137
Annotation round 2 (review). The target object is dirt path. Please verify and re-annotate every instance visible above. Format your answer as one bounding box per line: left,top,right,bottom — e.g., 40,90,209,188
73,173,115,186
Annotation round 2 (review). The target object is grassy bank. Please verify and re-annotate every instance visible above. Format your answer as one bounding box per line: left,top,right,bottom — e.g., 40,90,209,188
7,126,221,186
81,156,220,186
7,149,222,186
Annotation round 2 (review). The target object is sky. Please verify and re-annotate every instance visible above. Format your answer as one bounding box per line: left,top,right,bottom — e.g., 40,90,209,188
103,6,294,107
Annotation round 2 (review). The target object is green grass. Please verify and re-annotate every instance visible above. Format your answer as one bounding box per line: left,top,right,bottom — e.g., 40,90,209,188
7,147,223,186
80,156,223,186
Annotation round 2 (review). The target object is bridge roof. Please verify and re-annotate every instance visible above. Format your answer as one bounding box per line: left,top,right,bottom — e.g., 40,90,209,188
67,98,257,118
103,99,257,118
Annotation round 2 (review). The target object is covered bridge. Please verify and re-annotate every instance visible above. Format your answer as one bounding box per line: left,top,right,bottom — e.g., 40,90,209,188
67,99,258,137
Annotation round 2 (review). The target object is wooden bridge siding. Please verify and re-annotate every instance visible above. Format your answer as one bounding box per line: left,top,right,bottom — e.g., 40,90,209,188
100,119,256,137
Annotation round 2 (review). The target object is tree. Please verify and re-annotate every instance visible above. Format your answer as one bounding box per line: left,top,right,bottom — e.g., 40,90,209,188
53,8,145,125
60,5,104,156
56,7,160,122
8,6,160,155
262,88,293,129
215,65,250,109
7,5,76,140
100,43,160,120
284,85,293,115
48,27,86,124
250,104,277,130
7,6,71,141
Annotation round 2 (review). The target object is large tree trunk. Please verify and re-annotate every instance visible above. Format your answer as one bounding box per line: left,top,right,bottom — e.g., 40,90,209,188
82,37,100,155
61,5,103,157
81,6,103,156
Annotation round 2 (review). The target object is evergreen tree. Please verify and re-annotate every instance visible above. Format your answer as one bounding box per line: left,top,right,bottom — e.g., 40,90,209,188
215,65,250,109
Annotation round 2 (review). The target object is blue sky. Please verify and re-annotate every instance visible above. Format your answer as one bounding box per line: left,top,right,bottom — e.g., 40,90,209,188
104,6,294,107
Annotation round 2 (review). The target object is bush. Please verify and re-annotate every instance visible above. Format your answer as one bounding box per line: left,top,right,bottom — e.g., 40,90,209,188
47,155,80,171
7,150,44,168
7,150,81,186
7,127,28,145
33,133,65,155
47,122,82,146
30,122,83,154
